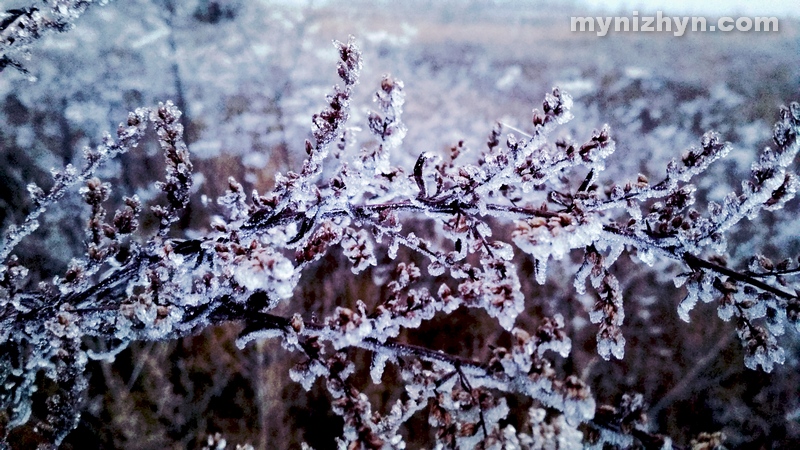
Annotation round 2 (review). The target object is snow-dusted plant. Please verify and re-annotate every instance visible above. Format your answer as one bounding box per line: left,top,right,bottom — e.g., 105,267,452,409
1,7,800,448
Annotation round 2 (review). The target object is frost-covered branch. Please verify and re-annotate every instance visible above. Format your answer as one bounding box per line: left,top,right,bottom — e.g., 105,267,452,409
1,35,799,448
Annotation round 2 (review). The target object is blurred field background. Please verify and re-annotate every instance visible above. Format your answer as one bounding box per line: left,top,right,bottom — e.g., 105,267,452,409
1,0,799,448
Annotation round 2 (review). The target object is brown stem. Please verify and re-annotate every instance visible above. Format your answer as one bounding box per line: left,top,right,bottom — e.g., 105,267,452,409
683,253,797,300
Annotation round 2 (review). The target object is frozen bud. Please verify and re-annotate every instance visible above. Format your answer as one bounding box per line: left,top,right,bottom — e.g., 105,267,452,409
291,314,304,333
700,132,724,155
341,228,377,274
62,259,86,286
690,432,726,450
154,101,180,124
380,75,396,93
482,125,499,154
113,196,141,234
334,36,362,86
506,133,519,150
789,102,800,122
27,183,45,205
773,121,792,148
665,185,695,210
786,298,800,326
127,111,142,127
532,109,545,127
80,177,110,205
368,111,384,137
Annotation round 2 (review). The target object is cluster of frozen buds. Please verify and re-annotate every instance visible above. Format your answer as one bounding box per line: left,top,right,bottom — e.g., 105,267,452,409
1,31,799,449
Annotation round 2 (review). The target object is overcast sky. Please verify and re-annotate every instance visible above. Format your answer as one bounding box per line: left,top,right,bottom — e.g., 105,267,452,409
578,0,799,18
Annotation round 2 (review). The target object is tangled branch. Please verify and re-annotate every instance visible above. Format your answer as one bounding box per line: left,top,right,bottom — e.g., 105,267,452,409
1,33,799,448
